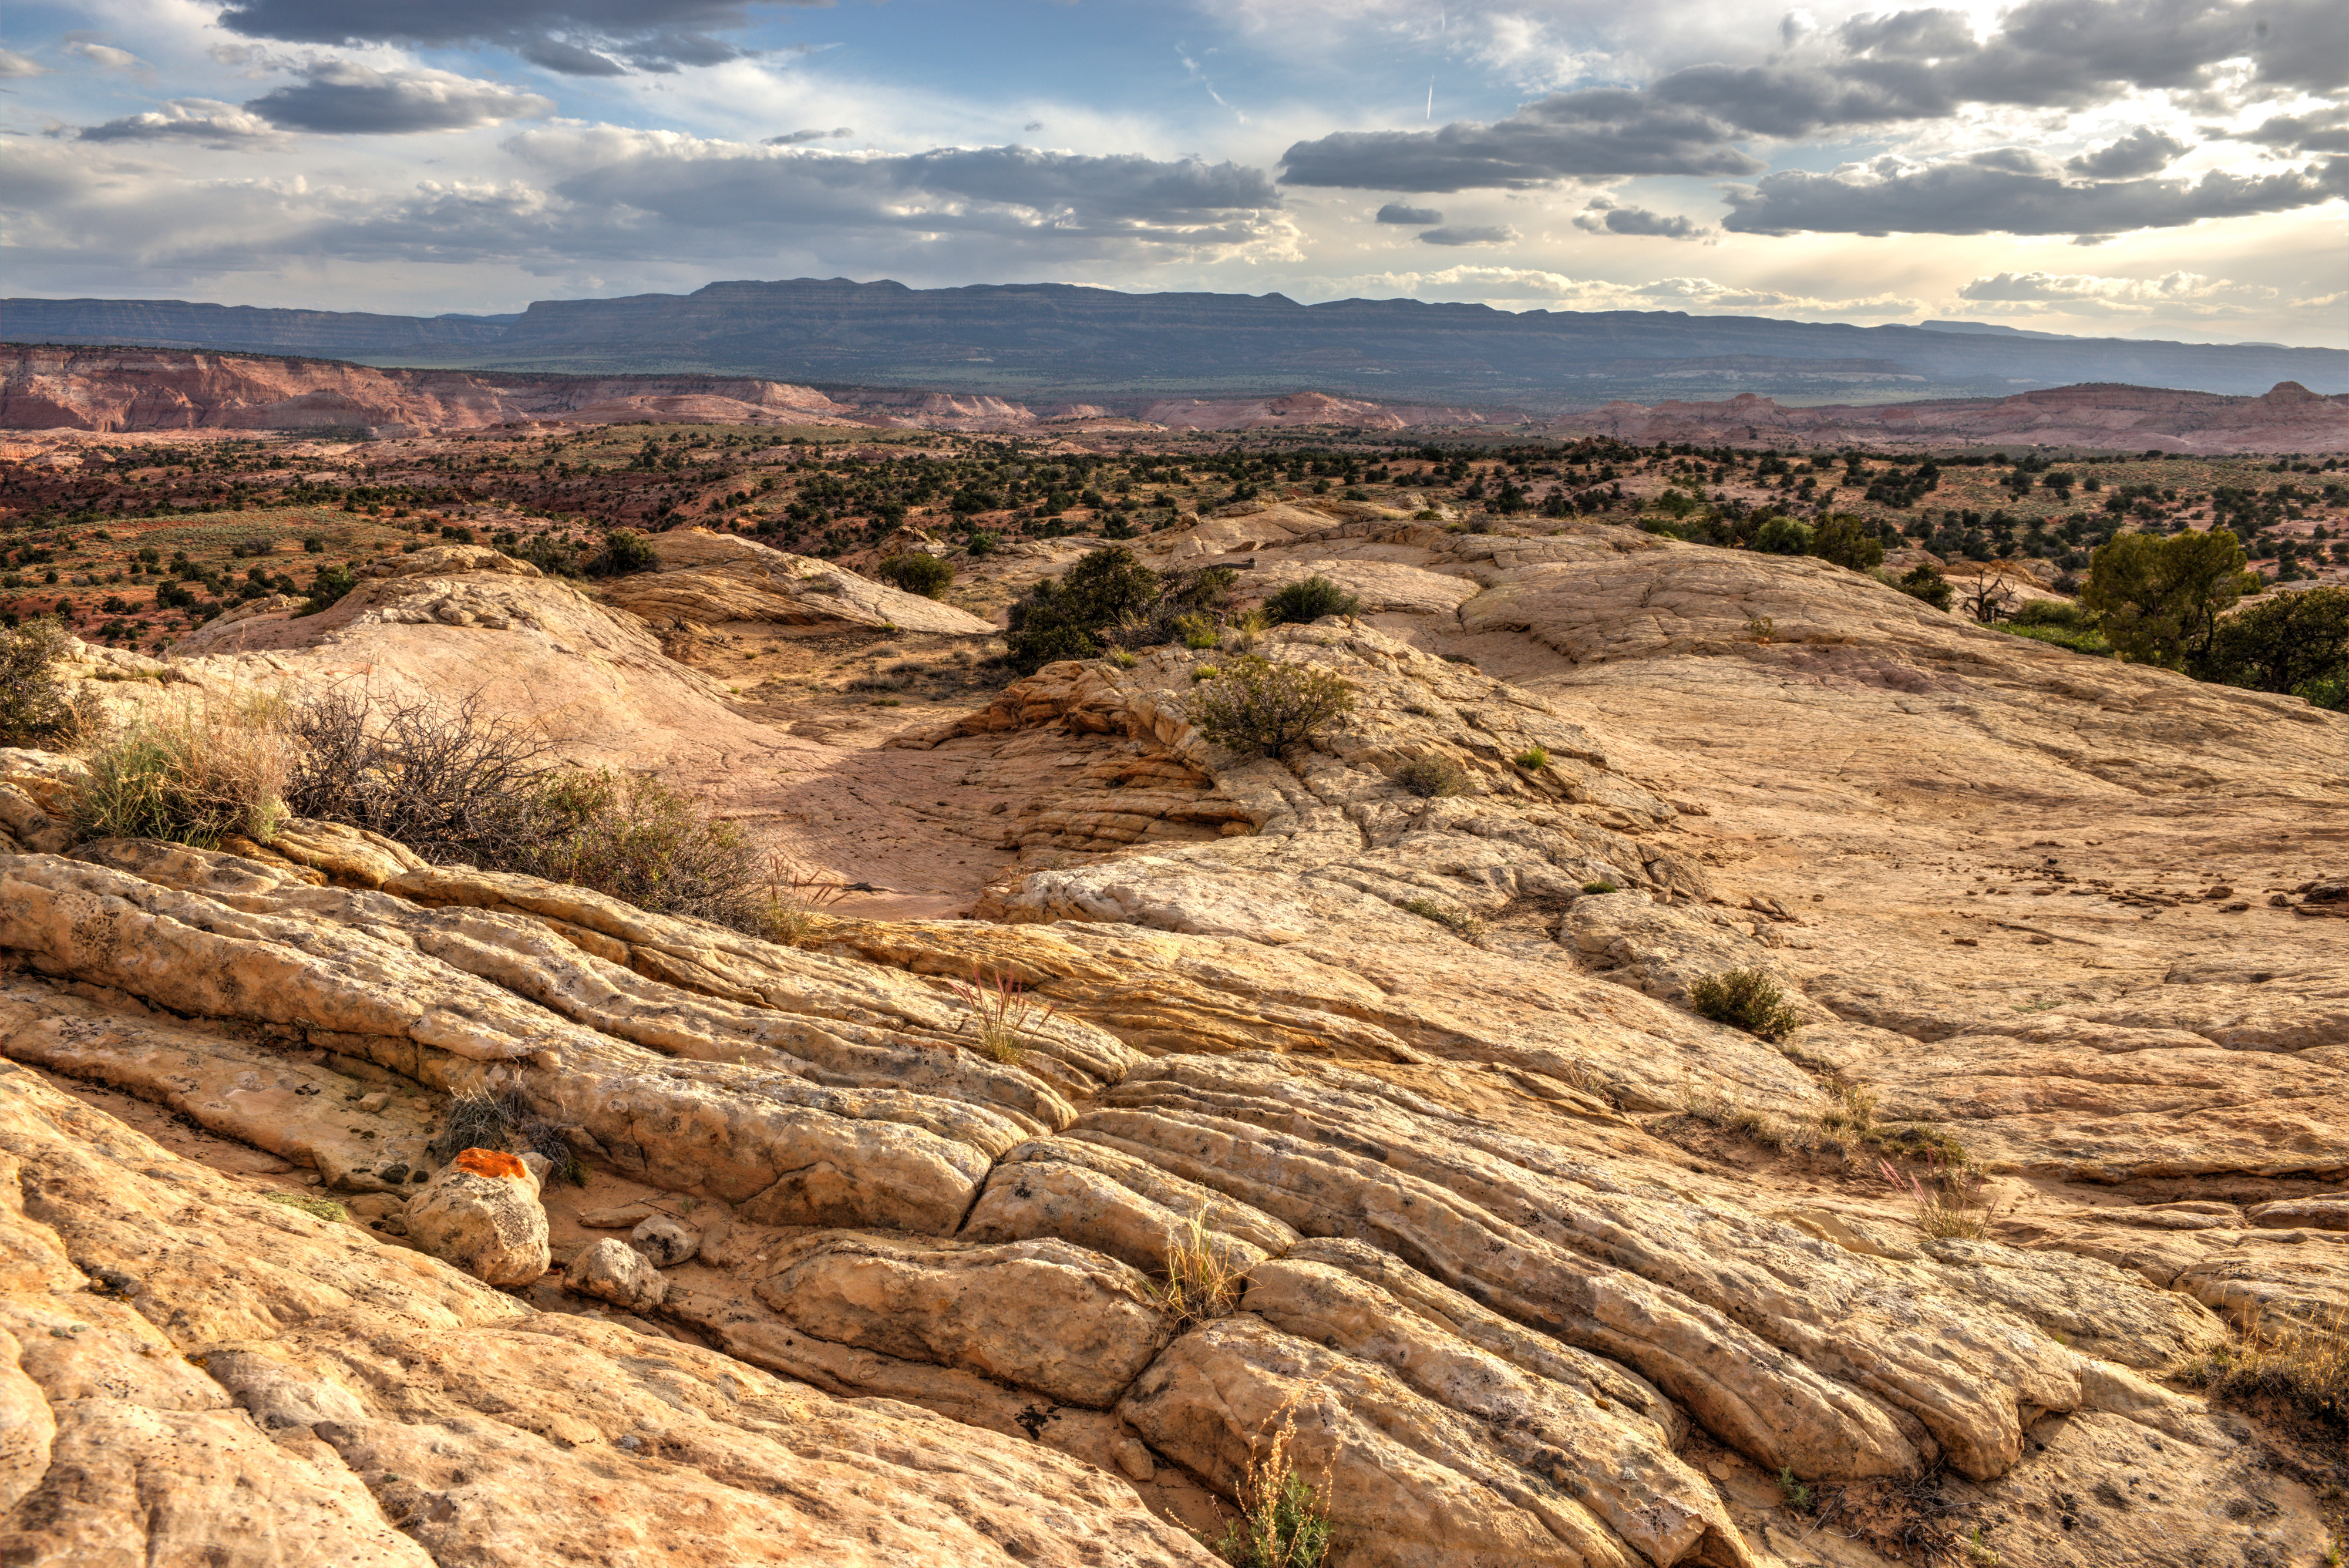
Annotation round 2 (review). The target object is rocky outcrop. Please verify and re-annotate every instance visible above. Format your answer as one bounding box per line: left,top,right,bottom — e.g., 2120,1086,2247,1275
598,528,996,635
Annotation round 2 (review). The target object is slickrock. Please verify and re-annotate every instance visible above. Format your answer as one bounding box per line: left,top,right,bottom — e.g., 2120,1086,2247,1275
1,496,2340,1566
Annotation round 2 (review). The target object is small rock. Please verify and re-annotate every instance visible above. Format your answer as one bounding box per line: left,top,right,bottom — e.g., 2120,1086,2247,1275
405,1148,550,1287
2221,901,2249,913
567,1237,667,1311
2202,886,2232,899
356,1091,391,1113
630,1214,699,1268
578,1202,657,1229
345,1193,403,1221
1952,936,1979,946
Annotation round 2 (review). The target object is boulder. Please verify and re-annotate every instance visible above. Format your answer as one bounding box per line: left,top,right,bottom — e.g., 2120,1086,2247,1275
630,1213,699,1267
403,1149,550,1287
567,1237,668,1311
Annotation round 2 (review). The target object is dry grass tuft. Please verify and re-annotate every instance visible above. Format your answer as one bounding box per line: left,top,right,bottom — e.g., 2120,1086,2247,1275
1154,1206,1253,1328
1879,1151,2004,1241
943,970,1057,1065
74,688,294,848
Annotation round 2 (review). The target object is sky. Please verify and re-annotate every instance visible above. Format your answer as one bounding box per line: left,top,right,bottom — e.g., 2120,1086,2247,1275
1,0,2343,346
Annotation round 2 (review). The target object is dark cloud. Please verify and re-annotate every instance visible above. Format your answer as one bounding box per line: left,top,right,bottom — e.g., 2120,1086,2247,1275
245,62,551,134
1281,91,1764,191
211,0,812,74
1282,0,2346,195
1416,224,1516,246
507,134,1284,251
2224,103,2349,153
1375,201,1441,224
1573,200,1708,238
1721,147,2346,235
765,126,852,146
2067,127,2192,177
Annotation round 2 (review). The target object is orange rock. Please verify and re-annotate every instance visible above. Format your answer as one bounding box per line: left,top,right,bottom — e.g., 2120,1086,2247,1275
454,1147,529,1180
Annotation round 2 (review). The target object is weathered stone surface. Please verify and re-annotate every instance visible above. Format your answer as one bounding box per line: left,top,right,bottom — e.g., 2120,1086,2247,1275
753,1233,1170,1409
0,1060,1221,1567
566,1237,668,1311
405,1152,551,1286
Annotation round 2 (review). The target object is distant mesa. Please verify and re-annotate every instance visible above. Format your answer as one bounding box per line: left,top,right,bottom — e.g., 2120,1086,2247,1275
5,278,2343,406
1,344,2341,452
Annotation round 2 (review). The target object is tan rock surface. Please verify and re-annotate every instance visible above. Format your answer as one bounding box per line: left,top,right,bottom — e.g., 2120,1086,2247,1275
601,528,997,635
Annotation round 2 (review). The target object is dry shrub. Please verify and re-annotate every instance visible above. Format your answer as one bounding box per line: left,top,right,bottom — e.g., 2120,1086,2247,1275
1154,1207,1251,1328
2190,1306,2348,1432
523,769,774,936
286,691,782,940
74,689,294,848
284,689,553,864
1394,755,1467,798
1214,1394,1333,1568
1398,895,1483,937
431,1085,585,1185
0,620,99,748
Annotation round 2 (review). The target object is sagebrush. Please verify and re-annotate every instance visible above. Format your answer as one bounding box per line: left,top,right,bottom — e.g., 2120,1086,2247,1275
0,620,97,747
1687,967,1802,1042
1186,657,1357,756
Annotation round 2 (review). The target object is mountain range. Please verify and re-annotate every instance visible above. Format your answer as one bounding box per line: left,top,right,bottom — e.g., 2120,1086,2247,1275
8,281,2345,409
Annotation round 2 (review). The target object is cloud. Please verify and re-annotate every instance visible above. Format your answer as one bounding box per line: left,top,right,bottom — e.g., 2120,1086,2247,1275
1416,224,1517,245
2066,126,2192,177
1280,90,1765,190
211,0,810,74
1278,0,2349,196
1951,268,2280,316
1721,147,2347,236
245,62,553,134
0,49,48,79
65,42,143,71
765,126,853,146
1375,201,1441,224
2225,103,2349,154
1573,198,1709,238
78,99,282,144
1321,263,1927,319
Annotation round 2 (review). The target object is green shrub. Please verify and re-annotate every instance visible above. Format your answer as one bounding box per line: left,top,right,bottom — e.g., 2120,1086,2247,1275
1806,514,1885,572
1752,516,1813,556
2081,527,2245,669
1580,880,1617,895
1896,563,1955,611
1399,895,1482,935
1688,967,1803,1042
1185,656,1357,756
1215,1411,1334,1568
2000,598,2112,655
295,563,359,617
964,530,998,557
2190,585,2347,698
74,692,294,848
1004,547,1235,674
516,769,778,936
1173,613,1220,650
584,529,660,578
877,553,954,598
1264,575,1362,625
1513,745,1549,770
0,620,96,747
1394,756,1467,798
